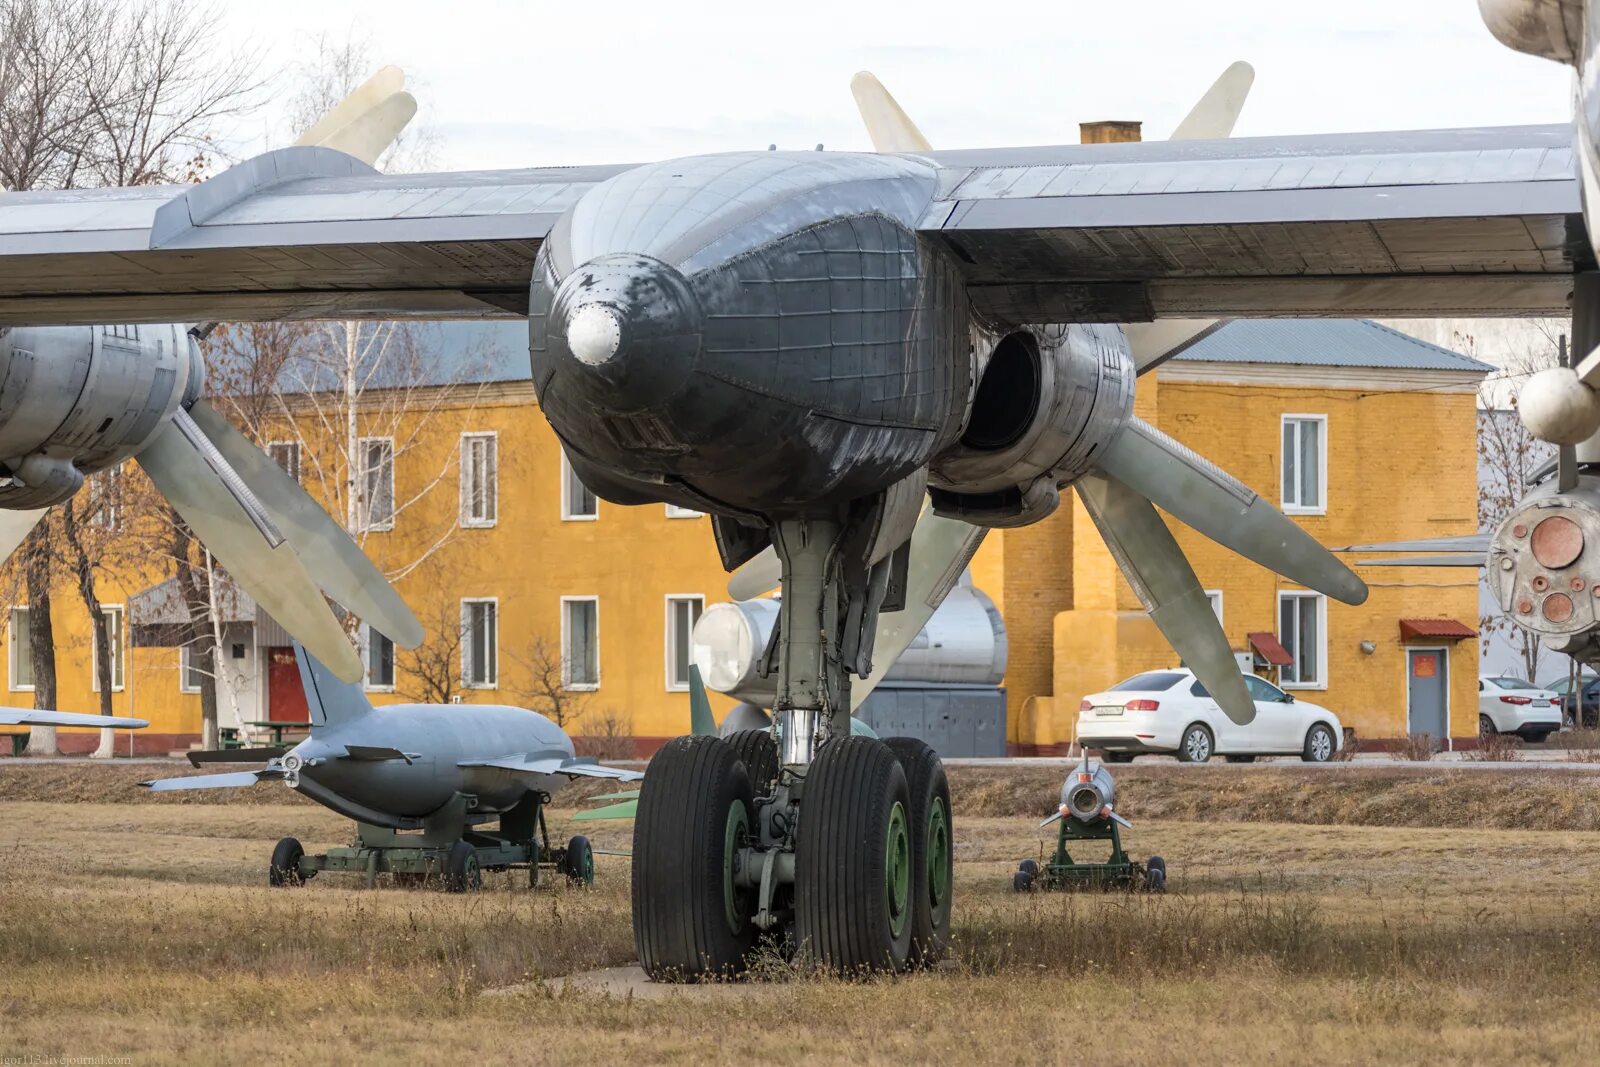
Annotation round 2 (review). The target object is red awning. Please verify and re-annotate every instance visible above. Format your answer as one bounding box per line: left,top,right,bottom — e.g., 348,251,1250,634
1247,631,1293,666
1399,618,1478,641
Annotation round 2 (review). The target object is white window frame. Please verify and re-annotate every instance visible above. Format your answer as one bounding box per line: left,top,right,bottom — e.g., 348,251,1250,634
1280,414,1328,515
267,440,301,483
459,431,499,529
664,594,705,691
1204,589,1224,628
91,604,125,693
560,453,598,522
1277,590,1328,691
460,598,499,690
358,435,396,532
364,625,397,693
179,642,205,694
561,595,601,691
665,503,703,519
9,606,32,692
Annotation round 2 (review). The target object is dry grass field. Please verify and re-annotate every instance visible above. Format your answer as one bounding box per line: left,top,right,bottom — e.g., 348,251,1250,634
3,763,1600,1064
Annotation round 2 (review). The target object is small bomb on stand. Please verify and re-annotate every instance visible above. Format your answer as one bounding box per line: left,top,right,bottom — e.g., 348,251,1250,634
1012,753,1165,893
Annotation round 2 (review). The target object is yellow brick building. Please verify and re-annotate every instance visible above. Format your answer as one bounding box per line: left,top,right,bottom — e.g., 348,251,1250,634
4,319,1485,756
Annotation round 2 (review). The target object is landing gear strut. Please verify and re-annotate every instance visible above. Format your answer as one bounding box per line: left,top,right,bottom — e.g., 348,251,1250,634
632,515,952,979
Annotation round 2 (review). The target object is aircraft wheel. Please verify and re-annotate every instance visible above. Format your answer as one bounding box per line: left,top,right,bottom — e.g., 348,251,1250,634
443,840,483,893
883,737,953,966
794,736,915,974
563,835,595,887
633,736,758,981
724,728,779,797
269,837,304,887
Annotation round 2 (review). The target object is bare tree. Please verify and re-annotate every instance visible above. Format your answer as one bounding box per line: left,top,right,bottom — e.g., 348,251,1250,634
508,636,591,729
396,596,466,705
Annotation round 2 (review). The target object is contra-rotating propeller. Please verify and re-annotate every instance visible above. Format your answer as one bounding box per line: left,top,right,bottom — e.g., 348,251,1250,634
729,61,1367,728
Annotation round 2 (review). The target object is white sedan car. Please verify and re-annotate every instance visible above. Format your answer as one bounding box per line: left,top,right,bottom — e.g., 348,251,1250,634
1477,675,1561,742
1075,668,1344,763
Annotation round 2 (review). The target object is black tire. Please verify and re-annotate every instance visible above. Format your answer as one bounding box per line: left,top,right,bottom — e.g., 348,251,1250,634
1013,870,1034,893
795,736,915,974
1224,754,1257,764
563,835,595,887
1145,855,1167,894
883,737,953,967
443,840,482,893
1302,723,1336,763
1479,714,1496,740
633,736,758,981
724,728,779,797
1018,858,1040,878
1103,751,1136,764
1177,724,1213,763
269,836,304,887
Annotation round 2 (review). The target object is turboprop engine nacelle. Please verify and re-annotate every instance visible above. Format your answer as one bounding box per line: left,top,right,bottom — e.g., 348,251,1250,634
1488,483,1600,659
928,323,1134,528
0,324,200,508
1478,0,1584,64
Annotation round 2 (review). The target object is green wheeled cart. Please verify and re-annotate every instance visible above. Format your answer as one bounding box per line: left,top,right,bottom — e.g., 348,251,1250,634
1010,755,1165,893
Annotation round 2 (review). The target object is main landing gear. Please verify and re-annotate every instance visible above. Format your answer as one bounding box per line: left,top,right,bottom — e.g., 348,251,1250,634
631,515,954,979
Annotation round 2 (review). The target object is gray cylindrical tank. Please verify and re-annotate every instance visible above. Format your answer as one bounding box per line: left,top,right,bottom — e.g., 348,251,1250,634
692,583,1008,706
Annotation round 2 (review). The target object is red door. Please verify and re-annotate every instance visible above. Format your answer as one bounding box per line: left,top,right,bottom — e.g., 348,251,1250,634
267,647,309,722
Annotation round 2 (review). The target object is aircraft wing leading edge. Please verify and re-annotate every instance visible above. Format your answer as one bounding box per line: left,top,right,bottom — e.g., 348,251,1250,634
0,127,1583,326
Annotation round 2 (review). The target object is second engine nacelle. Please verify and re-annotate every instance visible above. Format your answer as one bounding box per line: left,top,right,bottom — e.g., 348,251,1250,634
0,324,201,508
1478,0,1583,65
927,323,1133,528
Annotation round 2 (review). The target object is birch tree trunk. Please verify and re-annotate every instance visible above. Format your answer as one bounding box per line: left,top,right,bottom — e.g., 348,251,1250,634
23,536,57,756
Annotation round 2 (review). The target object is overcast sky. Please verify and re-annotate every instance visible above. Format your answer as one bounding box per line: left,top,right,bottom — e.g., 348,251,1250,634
218,0,1576,171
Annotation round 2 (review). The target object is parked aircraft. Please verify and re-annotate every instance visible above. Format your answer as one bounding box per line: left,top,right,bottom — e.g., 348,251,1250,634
143,644,639,890
0,23,1586,976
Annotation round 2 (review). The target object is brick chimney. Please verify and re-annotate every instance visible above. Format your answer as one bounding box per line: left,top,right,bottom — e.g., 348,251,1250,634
1079,120,1142,144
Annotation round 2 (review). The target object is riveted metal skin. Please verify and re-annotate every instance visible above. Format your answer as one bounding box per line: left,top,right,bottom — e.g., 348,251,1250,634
529,152,970,519
0,323,198,508
1488,484,1600,640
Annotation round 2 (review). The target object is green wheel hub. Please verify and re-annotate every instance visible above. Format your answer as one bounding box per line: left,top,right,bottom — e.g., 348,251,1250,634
722,800,751,936
926,796,950,910
885,799,911,939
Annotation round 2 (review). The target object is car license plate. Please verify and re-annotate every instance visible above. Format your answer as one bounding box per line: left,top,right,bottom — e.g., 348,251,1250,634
1535,700,1552,707
1094,705,1123,717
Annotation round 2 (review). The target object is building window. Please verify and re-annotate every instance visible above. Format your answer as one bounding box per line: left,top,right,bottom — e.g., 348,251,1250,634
358,437,395,530
561,453,597,521
1281,415,1327,513
9,607,32,691
665,595,704,690
366,627,396,691
1278,592,1326,688
180,643,206,693
665,503,703,519
562,596,600,689
1204,589,1223,627
92,605,125,692
460,432,498,528
87,464,122,528
268,441,301,483
461,599,498,688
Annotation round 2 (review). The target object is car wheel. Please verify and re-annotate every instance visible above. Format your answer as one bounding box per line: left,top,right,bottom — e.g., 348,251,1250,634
1478,714,1496,740
1177,724,1213,763
1224,754,1256,764
1302,723,1336,763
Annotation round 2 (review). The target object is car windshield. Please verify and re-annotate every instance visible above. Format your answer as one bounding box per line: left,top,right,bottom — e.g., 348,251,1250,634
1488,676,1533,689
1108,671,1185,692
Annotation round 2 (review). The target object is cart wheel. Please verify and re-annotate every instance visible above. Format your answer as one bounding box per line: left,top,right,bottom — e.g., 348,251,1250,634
1013,869,1035,893
1018,858,1040,878
269,837,304,887
443,840,482,893
1145,855,1167,894
563,835,595,887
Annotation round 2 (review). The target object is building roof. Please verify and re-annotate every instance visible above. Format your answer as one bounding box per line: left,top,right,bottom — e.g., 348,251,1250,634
1399,618,1479,641
1173,319,1493,373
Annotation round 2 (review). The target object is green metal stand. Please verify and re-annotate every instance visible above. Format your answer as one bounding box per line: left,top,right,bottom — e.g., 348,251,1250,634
1038,817,1144,892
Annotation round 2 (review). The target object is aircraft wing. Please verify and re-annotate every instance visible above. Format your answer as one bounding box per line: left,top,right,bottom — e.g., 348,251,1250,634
458,753,644,781
0,127,1583,326
921,124,1585,321
0,708,149,729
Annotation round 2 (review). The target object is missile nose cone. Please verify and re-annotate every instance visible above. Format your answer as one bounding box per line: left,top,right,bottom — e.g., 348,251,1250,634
1520,366,1600,445
545,253,703,415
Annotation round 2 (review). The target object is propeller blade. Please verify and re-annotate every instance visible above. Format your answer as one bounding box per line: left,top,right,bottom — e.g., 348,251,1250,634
728,548,781,600
850,71,933,153
293,65,414,165
1097,418,1368,607
0,707,148,729
1357,555,1486,568
1168,61,1255,140
1077,472,1255,726
141,769,274,791
0,507,48,561
136,414,364,683
187,400,423,648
